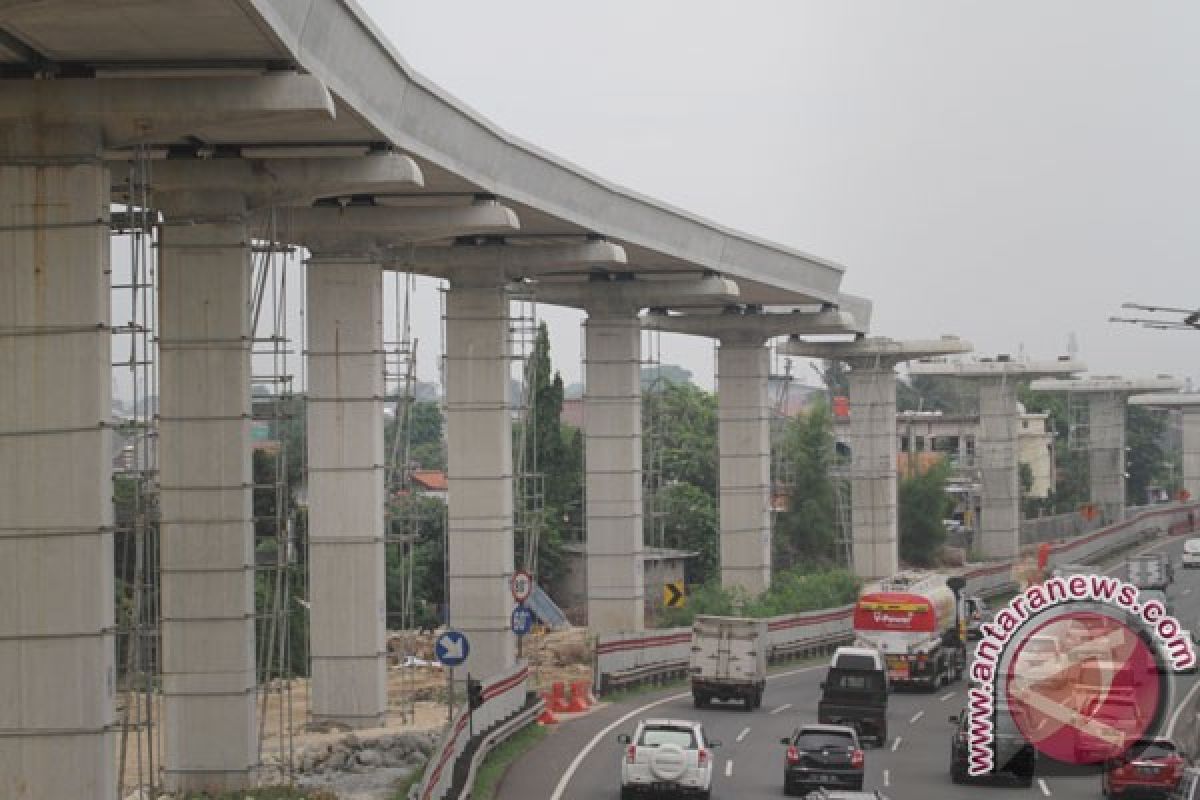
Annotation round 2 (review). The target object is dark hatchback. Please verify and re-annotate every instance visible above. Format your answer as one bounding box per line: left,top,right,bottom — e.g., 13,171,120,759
782,724,865,796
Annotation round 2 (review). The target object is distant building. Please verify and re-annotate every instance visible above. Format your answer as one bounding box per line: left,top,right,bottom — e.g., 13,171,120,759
831,406,1055,499
408,469,448,500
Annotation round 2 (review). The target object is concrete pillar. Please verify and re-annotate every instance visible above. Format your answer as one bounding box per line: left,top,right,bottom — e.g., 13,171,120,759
847,365,899,578
306,255,386,726
1183,409,1200,502
0,123,116,800
444,283,515,677
1087,392,1126,522
583,311,648,633
158,192,255,791
584,311,644,633
977,379,1019,559
717,342,771,593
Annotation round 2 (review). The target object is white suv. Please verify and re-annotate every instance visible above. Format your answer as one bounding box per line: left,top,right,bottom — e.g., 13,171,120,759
617,718,719,799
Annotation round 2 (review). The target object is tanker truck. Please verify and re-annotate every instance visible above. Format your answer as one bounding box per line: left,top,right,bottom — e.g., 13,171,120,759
852,571,967,691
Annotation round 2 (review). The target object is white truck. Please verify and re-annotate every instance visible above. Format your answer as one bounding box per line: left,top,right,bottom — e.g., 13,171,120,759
688,615,767,710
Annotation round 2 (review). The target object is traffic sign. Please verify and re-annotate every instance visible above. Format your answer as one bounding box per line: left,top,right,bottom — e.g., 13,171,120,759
435,630,470,667
511,604,534,636
510,569,533,604
664,580,686,609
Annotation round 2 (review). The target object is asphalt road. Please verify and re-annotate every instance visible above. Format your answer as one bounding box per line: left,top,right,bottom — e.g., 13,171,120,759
498,534,1200,800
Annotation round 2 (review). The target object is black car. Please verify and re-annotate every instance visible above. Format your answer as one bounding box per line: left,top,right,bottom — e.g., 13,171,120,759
802,792,891,800
782,724,865,796
949,705,1035,786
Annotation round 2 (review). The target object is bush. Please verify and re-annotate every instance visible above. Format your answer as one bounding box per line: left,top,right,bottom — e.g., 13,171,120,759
655,567,860,627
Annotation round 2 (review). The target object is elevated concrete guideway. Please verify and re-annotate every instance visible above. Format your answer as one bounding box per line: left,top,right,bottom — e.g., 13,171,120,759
1031,376,1183,523
777,337,974,579
909,356,1087,559
0,3,866,796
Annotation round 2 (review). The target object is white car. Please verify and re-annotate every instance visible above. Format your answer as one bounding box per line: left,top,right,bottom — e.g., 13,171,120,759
1183,538,1200,569
1019,634,1072,687
617,718,719,799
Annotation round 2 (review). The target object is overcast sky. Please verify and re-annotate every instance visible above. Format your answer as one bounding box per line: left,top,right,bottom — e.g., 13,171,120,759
346,1,1200,392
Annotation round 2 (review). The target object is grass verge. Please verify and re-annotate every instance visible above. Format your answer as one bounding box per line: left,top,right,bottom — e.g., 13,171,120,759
469,723,549,800
180,789,336,800
391,763,425,800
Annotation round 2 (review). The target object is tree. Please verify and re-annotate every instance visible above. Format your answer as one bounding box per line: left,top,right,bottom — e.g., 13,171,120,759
656,482,719,584
514,322,581,586
1126,406,1169,505
774,400,838,570
643,382,718,494
898,460,952,567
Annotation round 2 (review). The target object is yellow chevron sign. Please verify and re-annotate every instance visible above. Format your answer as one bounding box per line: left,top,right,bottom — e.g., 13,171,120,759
664,580,686,608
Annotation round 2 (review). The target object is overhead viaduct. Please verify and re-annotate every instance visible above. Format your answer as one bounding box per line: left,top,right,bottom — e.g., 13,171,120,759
0,3,891,796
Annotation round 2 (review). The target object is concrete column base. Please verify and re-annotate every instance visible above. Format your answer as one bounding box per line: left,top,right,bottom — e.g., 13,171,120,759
848,366,898,579
306,256,387,727
717,343,770,594
978,380,1019,560
585,312,644,633
445,284,515,678
1183,409,1200,502
1088,392,1126,523
158,193,256,792
0,123,116,800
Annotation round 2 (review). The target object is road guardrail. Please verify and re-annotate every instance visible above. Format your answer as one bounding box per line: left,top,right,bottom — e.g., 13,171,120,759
592,503,1199,696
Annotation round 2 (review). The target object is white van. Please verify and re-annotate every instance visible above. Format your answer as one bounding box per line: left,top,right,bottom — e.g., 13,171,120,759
831,645,885,673
1183,538,1200,569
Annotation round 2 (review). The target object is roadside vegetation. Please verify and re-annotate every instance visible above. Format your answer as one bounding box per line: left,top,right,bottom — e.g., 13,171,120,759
467,723,549,800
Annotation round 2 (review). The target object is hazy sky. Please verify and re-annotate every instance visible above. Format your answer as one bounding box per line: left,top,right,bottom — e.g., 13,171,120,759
346,0,1200,392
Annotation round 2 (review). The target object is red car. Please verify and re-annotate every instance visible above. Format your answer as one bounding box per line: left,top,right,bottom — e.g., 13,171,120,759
1103,738,1187,799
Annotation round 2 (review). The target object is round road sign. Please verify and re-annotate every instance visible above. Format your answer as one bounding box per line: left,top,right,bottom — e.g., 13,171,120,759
511,604,534,636
510,569,534,604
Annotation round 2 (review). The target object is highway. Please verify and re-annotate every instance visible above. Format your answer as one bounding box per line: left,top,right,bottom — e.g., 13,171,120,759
498,535,1200,800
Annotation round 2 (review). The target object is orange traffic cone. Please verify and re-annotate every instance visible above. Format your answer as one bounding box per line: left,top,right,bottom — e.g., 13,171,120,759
536,695,559,725
548,681,571,713
566,682,590,712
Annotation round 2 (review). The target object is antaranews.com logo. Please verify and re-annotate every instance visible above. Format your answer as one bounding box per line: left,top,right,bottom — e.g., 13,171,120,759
967,573,1197,776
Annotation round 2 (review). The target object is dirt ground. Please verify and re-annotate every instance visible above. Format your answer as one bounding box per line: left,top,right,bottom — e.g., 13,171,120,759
115,627,593,793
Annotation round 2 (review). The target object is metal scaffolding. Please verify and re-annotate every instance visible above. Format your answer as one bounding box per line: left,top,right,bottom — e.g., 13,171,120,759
112,146,162,798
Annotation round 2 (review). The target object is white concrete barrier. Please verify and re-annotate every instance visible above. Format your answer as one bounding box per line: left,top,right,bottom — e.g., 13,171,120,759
591,503,1200,694
417,662,530,800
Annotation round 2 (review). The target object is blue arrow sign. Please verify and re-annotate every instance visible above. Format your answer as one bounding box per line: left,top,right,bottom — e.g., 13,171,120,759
435,630,469,667
511,604,534,636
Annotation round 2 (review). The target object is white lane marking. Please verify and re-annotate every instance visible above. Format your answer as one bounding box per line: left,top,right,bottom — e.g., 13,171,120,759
1038,777,1052,796
883,769,890,787
1166,670,1200,738
548,664,823,800
910,710,924,724
736,727,750,743
769,703,792,715
940,691,955,702
725,759,733,777
891,736,902,752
